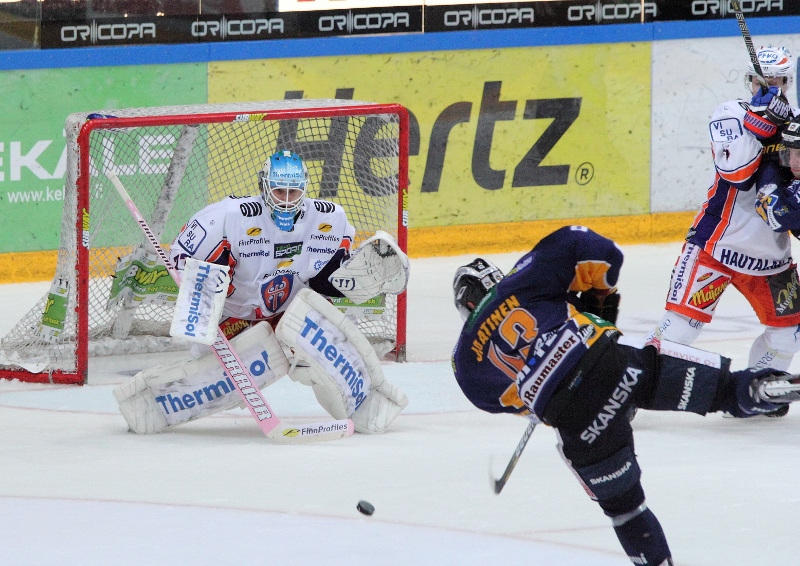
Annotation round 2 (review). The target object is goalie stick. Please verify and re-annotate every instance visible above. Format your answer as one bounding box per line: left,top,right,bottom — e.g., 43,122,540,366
491,420,536,494
106,171,354,444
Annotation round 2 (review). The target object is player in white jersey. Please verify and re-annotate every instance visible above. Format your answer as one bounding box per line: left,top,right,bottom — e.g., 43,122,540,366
170,155,357,331
113,150,410,435
650,46,800,386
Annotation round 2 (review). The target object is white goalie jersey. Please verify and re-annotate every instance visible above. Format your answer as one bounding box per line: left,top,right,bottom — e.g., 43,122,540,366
170,195,355,323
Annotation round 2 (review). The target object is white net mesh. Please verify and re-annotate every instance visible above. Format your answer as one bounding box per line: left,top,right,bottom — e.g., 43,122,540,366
0,100,406,382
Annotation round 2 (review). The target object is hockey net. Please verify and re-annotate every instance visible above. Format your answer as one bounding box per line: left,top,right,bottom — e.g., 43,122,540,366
0,100,409,384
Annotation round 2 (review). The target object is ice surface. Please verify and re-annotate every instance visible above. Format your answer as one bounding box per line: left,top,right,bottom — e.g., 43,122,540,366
1,240,798,565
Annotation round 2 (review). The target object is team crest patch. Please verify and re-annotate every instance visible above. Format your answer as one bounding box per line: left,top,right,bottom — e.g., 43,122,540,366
261,274,294,313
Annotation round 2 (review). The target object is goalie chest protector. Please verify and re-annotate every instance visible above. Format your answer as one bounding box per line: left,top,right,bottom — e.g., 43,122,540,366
171,196,355,321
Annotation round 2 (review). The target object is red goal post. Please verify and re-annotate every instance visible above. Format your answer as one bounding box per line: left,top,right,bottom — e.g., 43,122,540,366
0,100,409,384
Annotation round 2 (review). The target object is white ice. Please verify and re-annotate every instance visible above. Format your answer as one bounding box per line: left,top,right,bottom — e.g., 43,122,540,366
1,240,799,566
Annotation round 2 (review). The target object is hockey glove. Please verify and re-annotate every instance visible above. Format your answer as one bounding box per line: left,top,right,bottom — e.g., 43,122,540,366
726,368,787,418
578,290,620,325
745,86,793,140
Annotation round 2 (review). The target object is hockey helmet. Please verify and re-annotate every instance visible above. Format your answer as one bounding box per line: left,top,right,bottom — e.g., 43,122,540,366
746,45,794,95
258,150,309,232
453,258,504,322
780,120,800,173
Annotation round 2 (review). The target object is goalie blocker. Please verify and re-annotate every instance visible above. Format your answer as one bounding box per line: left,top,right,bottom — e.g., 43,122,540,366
114,289,407,435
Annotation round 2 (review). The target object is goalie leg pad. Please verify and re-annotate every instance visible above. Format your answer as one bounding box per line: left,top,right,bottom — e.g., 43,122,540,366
277,288,408,433
350,374,408,434
113,322,290,434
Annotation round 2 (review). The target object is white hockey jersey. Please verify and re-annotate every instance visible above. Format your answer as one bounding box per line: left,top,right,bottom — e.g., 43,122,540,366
687,98,799,276
170,196,355,322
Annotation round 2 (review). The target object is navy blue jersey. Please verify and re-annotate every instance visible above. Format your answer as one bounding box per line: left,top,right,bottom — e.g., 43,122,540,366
755,160,800,232
451,226,623,421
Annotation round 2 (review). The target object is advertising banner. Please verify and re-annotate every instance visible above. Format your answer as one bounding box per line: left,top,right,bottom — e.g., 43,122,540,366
209,42,651,227
0,65,207,253
39,7,423,48
36,1,800,49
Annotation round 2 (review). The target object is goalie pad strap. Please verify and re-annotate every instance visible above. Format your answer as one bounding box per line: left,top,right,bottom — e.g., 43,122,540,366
114,322,289,434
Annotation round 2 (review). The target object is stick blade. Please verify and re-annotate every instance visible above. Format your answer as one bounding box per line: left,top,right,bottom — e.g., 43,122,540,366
488,456,505,494
267,419,354,443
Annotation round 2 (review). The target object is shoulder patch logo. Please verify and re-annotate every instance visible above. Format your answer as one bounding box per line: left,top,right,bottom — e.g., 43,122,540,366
317,223,333,232
314,201,336,214
177,219,207,254
240,202,263,217
709,117,742,143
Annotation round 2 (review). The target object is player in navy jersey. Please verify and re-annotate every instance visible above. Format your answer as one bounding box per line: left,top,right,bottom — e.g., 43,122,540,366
755,120,800,234
451,225,800,566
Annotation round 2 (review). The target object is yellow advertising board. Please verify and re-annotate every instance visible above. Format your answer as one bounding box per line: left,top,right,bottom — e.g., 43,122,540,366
209,42,651,233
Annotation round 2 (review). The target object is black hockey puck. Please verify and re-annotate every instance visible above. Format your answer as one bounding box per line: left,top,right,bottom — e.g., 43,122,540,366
357,500,375,516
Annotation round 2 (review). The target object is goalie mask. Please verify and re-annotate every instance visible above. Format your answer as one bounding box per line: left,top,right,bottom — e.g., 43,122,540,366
259,150,309,232
780,121,800,176
746,45,794,95
453,258,504,322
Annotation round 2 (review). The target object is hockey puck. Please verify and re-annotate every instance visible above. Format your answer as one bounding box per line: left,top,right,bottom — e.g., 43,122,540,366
356,500,375,516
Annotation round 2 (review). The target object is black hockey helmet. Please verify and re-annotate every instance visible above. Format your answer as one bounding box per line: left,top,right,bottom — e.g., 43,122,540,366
453,258,504,321
780,120,800,167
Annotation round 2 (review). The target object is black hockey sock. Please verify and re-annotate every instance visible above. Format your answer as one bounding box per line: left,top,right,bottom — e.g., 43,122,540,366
612,506,672,565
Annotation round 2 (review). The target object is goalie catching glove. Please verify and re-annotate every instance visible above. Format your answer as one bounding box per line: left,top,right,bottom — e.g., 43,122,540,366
276,288,408,434
328,230,409,304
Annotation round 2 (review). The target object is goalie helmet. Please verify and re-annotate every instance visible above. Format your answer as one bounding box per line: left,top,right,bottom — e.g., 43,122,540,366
258,150,309,232
746,45,794,95
453,258,504,322
780,120,800,173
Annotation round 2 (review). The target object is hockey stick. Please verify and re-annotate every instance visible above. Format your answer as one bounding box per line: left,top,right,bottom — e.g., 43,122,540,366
106,171,354,443
491,420,536,494
730,0,769,94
